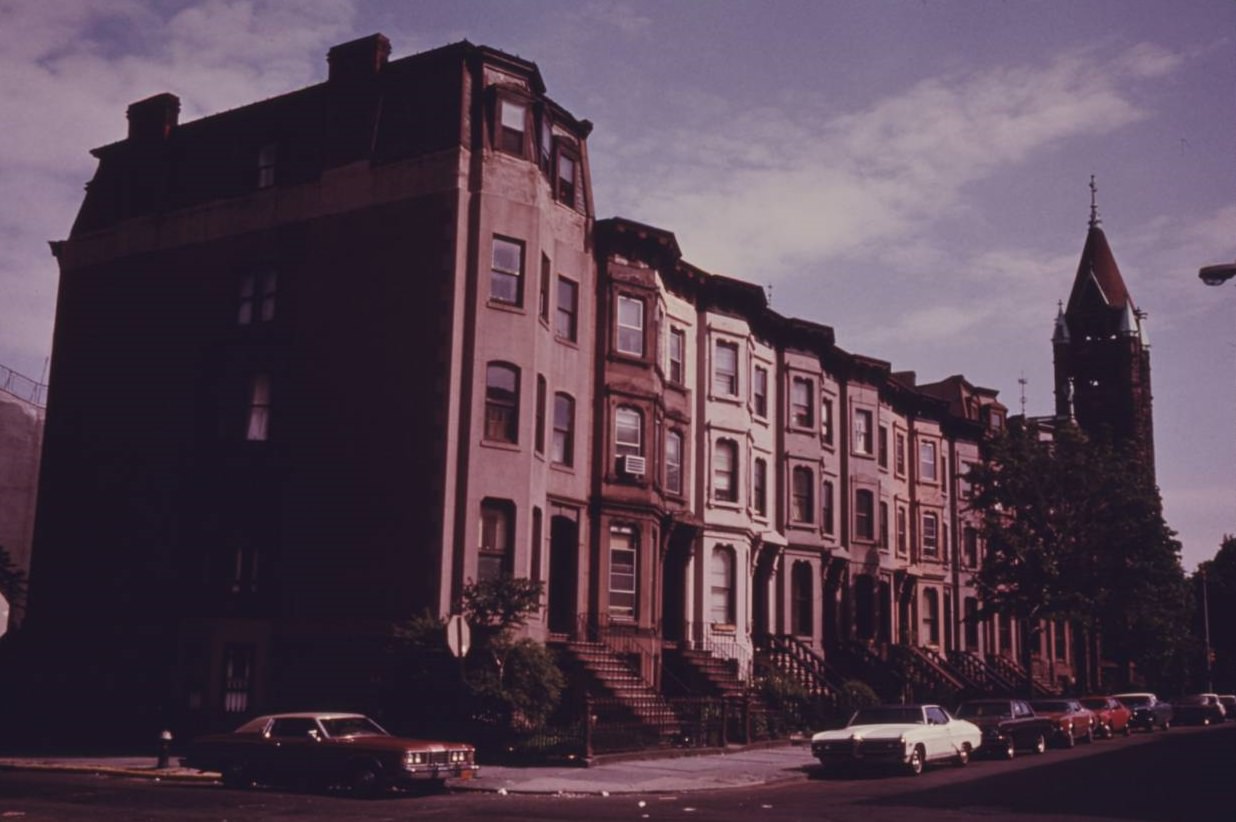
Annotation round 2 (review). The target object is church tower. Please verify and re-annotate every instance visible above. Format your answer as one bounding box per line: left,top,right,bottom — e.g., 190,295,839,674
1052,177,1154,476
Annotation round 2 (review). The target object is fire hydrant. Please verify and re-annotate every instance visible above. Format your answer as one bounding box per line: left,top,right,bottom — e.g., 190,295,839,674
157,729,173,769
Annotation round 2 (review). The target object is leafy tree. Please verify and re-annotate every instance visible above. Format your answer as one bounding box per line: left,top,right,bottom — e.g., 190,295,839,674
0,544,27,619
967,422,1190,693
1195,536,1236,692
459,577,564,732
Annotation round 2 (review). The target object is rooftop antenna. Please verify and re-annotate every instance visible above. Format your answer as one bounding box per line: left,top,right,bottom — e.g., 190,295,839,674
1088,174,1101,229
1018,372,1028,417
765,283,773,307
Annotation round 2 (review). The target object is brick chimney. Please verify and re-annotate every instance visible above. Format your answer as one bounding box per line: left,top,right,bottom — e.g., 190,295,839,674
126,93,180,141
327,34,391,84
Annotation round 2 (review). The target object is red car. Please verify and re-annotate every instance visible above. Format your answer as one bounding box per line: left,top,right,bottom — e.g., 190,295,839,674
1079,696,1131,738
1029,699,1096,747
181,712,478,795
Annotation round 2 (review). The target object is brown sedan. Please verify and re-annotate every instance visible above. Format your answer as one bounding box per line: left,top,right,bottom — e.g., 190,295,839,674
181,712,478,796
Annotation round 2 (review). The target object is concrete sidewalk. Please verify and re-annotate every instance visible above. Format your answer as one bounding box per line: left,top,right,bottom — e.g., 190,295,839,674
0,741,818,795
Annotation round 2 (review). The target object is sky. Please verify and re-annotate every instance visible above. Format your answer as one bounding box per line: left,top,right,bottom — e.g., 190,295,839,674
1,0,1233,571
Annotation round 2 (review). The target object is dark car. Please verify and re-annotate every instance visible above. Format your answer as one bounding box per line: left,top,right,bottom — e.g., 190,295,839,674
1029,699,1096,747
1079,696,1132,738
1219,695,1236,720
954,698,1052,759
181,712,478,795
1171,694,1226,726
1113,692,1173,731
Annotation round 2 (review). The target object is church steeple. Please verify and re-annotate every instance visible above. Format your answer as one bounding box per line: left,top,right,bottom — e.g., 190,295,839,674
1052,177,1155,476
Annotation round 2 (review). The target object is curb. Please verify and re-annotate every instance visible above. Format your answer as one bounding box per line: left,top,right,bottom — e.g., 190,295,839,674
0,761,219,782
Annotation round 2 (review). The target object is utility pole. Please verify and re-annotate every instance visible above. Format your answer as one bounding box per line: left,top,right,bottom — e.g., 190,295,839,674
1201,567,1213,693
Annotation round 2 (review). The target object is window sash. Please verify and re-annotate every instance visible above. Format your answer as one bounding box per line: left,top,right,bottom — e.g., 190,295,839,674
710,547,735,624
713,342,738,396
920,440,938,481
753,366,768,416
855,490,874,540
246,374,271,441
922,512,939,555
485,364,519,443
551,394,574,466
608,530,637,619
555,277,578,340
499,99,526,154
666,431,683,494
669,329,685,384
490,237,523,305
713,440,737,502
790,379,811,426
753,458,767,515
615,407,641,455
616,296,644,355
791,468,813,522
854,409,873,454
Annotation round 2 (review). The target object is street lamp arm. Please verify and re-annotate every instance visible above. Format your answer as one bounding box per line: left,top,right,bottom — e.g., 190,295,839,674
1199,262,1236,286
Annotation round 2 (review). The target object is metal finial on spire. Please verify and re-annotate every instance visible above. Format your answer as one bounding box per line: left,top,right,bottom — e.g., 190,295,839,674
1088,174,1101,228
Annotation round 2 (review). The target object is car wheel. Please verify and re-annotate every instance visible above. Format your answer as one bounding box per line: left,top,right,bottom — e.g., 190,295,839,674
1003,739,1016,760
907,746,925,776
1032,733,1047,755
1122,724,1131,737
1161,719,1170,732
1064,729,1076,748
220,762,252,789
347,762,382,798
955,743,971,767
1083,727,1094,744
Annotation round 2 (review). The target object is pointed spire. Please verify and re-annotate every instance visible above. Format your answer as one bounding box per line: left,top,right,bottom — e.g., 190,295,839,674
1053,300,1070,344
1089,174,1101,229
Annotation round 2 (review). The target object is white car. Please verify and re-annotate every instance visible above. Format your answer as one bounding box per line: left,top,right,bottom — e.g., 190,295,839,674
810,704,981,775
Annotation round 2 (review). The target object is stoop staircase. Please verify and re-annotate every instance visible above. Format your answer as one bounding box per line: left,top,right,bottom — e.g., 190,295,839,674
557,639,681,741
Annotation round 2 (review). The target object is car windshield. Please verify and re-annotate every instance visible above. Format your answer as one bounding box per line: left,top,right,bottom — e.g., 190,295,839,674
955,703,1009,718
319,716,389,738
1117,695,1150,707
1031,701,1070,713
1080,699,1109,709
850,707,924,726
1176,695,1205,705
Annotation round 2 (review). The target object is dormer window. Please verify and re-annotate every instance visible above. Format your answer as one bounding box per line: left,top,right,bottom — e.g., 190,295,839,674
498,98,527,155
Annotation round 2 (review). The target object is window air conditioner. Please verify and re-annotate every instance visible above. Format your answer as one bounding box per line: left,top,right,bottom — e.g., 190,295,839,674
621,454,647,476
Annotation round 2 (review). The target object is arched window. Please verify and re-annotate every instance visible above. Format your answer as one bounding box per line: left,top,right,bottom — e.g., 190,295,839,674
479,499,515,581
791,466,814,523
710,545,736,625
714,438,738,503
485,363,520,443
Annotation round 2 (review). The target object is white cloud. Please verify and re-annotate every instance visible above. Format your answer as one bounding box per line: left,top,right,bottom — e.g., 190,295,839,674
612,45,1176,289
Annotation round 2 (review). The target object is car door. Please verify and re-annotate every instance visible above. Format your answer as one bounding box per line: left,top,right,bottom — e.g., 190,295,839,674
267,717,324,781
924,706,953,759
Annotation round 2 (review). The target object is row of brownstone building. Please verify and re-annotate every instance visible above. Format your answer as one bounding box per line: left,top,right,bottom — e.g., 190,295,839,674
14,34,1151,739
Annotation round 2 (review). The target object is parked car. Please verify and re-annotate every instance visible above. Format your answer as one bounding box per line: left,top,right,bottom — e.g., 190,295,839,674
1219,694,1236,719
1114,692,1173,731
1029,699,1096,747
1079,696,1132,738
181,712,478,795
1171,694,1226,726
953,698,1052,759
810,704,980,776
